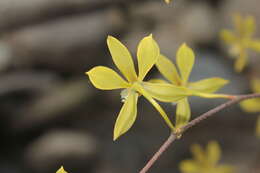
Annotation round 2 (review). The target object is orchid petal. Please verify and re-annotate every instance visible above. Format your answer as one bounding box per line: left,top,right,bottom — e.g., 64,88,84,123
107,36,137,82
175,98,191,128
137,34,160,81
113,91,138,140
206,141,221,165
86,66,129,90
142,82,190,102
176,44,195,84
188,77,229,93
156,54,181,85
240,98,260,113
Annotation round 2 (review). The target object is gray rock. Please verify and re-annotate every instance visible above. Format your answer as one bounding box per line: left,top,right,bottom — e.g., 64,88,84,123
11,79,94,131
24,130,99,173
5,8,125,72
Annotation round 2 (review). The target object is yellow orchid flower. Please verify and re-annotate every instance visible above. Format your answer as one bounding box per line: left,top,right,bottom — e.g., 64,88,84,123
56,166,68,173
153,44,229,128
179,141,235,173
220,14,260,72
164,0,172,4
240,79,260,137
86,34,189,140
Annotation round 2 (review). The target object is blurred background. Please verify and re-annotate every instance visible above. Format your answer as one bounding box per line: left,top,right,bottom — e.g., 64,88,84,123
0,0,259,173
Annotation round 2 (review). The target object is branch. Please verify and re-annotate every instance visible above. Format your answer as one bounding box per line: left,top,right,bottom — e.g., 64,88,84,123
139,93,260,173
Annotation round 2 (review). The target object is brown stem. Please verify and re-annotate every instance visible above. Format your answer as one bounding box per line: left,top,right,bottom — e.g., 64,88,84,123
139,133,177,173
139,93,260,173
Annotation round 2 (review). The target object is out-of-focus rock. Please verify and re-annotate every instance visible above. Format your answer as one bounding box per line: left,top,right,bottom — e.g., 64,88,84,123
24,130,99,173
127,1,218,56
5,8,125,72
0,0,132,32
11,79,94,131
220,0,260,28
0,71,59,96
0,42,11,71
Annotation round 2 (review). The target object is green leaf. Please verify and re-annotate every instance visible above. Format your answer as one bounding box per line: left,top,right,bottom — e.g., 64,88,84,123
113,91,138,140
176,44,195,84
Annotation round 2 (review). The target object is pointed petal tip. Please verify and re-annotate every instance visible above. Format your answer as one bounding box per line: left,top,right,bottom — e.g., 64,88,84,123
113,132,119,141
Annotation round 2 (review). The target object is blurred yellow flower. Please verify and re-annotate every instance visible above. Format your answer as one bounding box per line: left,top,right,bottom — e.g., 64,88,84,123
220,14,260,72
240,79,260,137
165,0,172,4
179,141,235,173
86,34,189,140
56,166,67,173
153,44,229,128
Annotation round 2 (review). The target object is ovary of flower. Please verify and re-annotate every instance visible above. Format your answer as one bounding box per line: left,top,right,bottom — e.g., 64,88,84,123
56,166,68,173
240,79,260,137
220,14,260,72
86,34,189,140
179,141,235,173
152,44,229,128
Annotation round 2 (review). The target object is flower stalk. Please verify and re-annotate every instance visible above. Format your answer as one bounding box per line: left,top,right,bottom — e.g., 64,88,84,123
139,92,260,173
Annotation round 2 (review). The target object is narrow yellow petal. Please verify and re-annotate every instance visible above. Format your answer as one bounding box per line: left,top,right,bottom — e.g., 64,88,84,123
188,77,229,93
234,51,247,72
148,78,169,84
233,14,243,36
251,78,260,93
191,144,206,163
220,30,237,44
244,16,256,38
191,92,233,99
164,0,171,4
142,82,191,102
256,116,260,138
240,98,260,113
176,44,195,84
113,91,138,140
56,166,68,173
206,141,221,165
248,40,260,52
137,34,160,81
179,160,200,173
86,66,129,90
156,54,181,85
107,36,137,82
175,98,191,128
133,83,175,130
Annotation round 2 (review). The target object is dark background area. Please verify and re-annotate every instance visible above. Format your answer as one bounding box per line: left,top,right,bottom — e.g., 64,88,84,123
0,0,259,173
